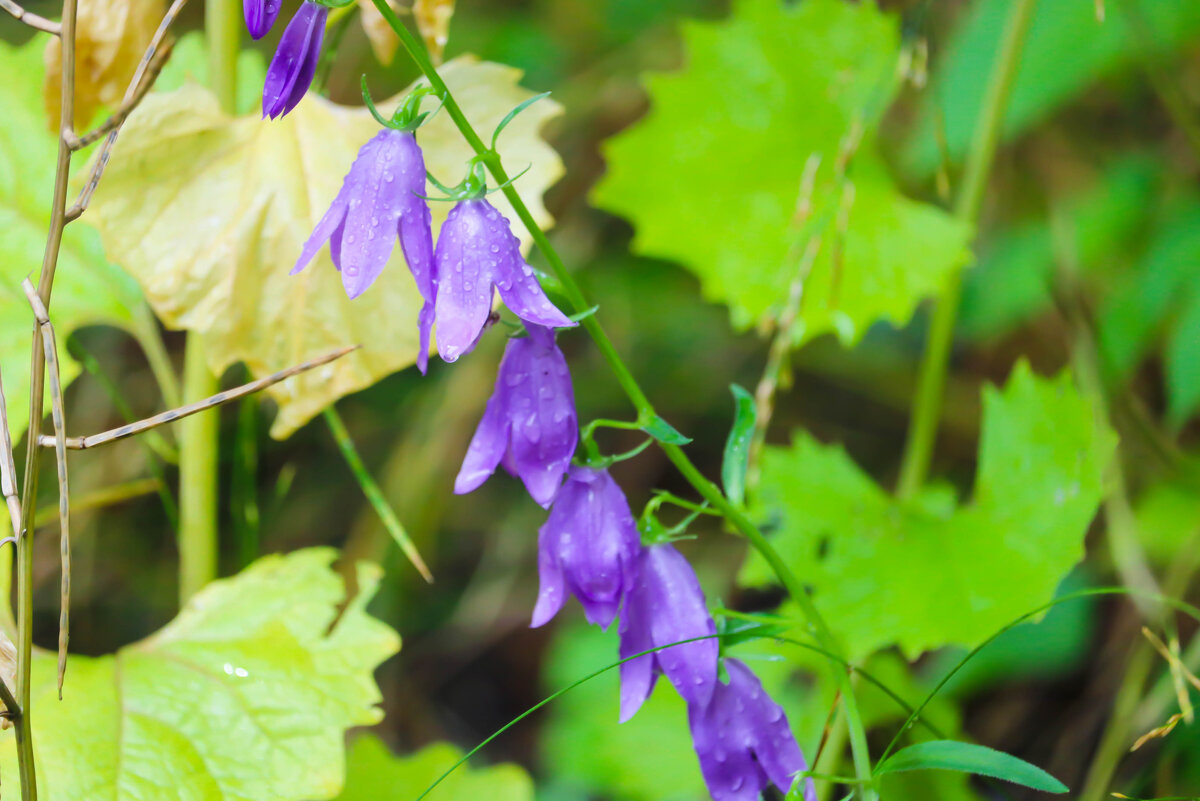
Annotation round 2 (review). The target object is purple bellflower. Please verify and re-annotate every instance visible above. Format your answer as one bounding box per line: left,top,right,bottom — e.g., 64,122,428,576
434,196,574,362
456,324,577,506
618,543,719,722
262,0,327,119
292,121,437,370
243,0,281,39
688,659,815,801
529,466,641,629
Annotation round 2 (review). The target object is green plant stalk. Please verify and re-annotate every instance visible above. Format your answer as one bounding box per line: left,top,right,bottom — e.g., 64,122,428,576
178,334,220,603
897,0,1039,499
373,3,875,794
178,0,240,603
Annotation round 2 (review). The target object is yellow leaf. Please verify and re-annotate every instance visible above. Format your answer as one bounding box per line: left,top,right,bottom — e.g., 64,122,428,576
414,0,456,64
89,58,562,438
358,0,402,65
43,0,165,130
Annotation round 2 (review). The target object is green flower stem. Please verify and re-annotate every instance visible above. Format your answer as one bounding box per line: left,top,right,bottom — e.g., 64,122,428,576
897,0,1039,499
373,2,876,794
178,0,241,604
178,334,220,603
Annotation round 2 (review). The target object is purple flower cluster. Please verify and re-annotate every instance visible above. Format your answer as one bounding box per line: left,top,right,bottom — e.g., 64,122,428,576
296,94,815,801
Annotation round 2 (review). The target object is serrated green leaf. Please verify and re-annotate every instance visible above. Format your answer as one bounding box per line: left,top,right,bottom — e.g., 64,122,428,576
740,363,1115,659
642,414,692,445
0,548,400,801
722,384,755,506
593,0,969,342
905,0,1200,176
876,741,1067,794
0,40,147,438
335,735,533,801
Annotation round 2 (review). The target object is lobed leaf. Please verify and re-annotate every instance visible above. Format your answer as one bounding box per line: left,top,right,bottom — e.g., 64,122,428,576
593,0,969,342
335,735,533,801
740,363,1116,659
0,548,400,801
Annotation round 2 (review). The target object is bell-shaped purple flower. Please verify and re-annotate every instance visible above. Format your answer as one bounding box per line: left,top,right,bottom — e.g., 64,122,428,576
618,543,718,723
243,0,281,39
688,658,815,801
434,198,574,362
262,0,327,120
292,128,437,371
455,324,577,505
529,466,640,629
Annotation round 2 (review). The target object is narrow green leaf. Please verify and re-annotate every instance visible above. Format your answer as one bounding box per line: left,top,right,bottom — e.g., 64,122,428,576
323,407,433,583
642,415,693,445
876,740,1067,793
722,384,756,506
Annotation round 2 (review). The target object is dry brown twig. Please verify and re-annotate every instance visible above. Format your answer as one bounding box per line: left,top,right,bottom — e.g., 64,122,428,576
39,346,361,451
0,0,60,34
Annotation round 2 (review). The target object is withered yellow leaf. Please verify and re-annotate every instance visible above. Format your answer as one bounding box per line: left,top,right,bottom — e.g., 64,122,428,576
414,0,456,64
358,0,402,65
44,0,165,130
89,58,562,438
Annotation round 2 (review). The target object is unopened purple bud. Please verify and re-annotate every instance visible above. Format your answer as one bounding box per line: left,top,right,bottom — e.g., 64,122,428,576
433,198,574,362
688,659,815,801
292,128,436,370
618,543,718,722
244,0,281,39
456,325,577,505
530,466,640,629
262,0,328,120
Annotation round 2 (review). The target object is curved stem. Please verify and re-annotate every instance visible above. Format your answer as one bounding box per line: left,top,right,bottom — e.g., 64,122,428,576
896,0,1038,498
372,3,876,794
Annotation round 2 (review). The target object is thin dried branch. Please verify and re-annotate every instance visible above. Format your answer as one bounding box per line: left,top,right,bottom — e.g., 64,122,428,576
40,346,360,451
22,279,71,700
0,0,60,34
65,38,173,151
0,369,22,540
68,0,190,220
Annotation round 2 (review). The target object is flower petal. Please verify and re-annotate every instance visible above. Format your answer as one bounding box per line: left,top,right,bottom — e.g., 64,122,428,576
531,525,567,628
434,201,494,361
617,562,657,723
726,659,812,799
244,0,280,39
262,2,327,119
506,331,577,507
292,188,349,276
643,544,718,708
339,130,412,299
454,390,509,496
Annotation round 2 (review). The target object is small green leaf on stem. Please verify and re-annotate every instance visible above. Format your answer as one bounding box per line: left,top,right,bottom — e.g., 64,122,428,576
722,384,756,506
491,91,551,150
642,415,692,445
875,741,1067,793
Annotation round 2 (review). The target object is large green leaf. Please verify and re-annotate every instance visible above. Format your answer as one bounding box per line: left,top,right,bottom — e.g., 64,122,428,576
740,363,1115,659
89,58,563,438
593,0,969,341
335,735,534,801
0,40,148,437
905,0,1200,176
0,549,400,801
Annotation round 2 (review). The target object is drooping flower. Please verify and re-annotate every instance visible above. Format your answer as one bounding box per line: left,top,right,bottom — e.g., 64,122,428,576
433,197,574,362
529,466,641,629
455,324,577,505
243,0,281,39
262,0,328,120
688,659,815,801
618,543,718,722
292,127,436,370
